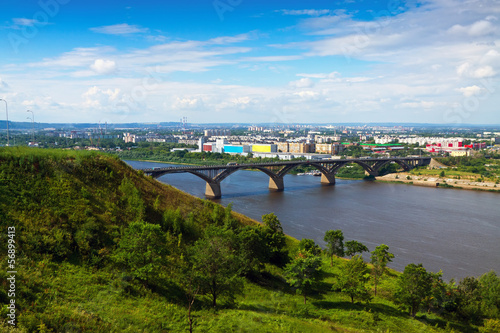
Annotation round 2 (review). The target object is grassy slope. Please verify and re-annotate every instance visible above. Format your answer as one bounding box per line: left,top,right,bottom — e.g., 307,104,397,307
0,148,475,332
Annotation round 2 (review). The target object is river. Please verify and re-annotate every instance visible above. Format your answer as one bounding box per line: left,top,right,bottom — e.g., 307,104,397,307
126,160,500,281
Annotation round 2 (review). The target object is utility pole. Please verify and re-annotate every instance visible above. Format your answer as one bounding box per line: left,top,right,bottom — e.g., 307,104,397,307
0,99,9,146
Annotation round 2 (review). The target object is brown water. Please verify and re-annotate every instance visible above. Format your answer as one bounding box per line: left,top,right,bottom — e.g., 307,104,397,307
127,160,500,281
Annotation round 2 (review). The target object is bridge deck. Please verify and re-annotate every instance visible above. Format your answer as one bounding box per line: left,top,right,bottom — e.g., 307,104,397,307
141,156,430,173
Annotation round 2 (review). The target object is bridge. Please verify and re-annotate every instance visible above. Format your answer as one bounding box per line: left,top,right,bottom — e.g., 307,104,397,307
142,157,431,199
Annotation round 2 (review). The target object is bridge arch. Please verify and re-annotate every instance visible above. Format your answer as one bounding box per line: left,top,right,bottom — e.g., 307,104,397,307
213,165,279,183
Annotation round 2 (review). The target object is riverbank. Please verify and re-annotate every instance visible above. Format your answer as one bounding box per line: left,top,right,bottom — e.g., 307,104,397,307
376,172,500,192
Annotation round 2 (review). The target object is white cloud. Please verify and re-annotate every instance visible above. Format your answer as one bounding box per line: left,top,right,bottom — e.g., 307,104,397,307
297,72,339,79
472,66,496,78
278,9,333,16
12,18,37,26
289,78,314,88
448,20,496,36
90,59,117,75
457,63,496,78
172,97,203,110
458,85,482,97
82,86,121,108
397,101,441,109
90,23,148,35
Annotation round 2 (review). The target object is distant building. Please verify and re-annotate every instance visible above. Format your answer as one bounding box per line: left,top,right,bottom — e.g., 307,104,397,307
289,143,312,153
251,144,277,153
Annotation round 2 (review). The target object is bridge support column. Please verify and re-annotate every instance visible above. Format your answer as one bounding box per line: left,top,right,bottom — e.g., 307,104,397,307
205,182,221,199
320,173,336,185
364,170,378,177
269,176,284,191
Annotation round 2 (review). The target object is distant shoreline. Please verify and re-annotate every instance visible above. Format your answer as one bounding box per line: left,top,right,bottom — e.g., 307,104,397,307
376,173,500,193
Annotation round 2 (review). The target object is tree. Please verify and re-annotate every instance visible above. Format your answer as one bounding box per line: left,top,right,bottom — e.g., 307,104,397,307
333,255,372,303
345,240,369,258
370,244,394,296
112,221,173,287
324,229,344,266
479,271,500,317
284,252,323,304
395,263,433,317
298,238,322,256
262,213,283,233
261,213,287,265
189,226,243,308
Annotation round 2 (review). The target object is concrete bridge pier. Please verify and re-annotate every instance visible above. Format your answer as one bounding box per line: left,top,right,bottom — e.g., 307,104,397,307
205,182,222,199
320,173,336,185
269,176,284,191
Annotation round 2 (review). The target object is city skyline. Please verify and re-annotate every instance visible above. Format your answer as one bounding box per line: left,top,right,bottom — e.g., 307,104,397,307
1,0,499,124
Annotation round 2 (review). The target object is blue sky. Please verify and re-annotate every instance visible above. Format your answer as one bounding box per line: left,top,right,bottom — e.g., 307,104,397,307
0,0,499,124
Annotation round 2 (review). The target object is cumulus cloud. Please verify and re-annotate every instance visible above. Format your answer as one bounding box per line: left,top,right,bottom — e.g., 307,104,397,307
448,20,496,36
289,78,314,88
90,59,117,75
457,63,496,78
172,97,203,110
90,23,148,35
82,86,121,108
458,85,482,97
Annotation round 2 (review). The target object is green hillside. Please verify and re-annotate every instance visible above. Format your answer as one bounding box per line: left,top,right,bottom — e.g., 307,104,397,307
0,148,498,332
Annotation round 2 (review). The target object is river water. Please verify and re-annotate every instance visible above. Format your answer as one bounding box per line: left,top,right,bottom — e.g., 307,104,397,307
126,160,500,281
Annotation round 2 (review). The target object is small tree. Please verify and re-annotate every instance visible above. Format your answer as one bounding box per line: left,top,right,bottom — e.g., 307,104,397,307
395,263,433,317
370,244,394,296
479,271,500,317
345,240,369,258
112,221,172,287
298,238,322,256
284,252,323,304
333,255,372,303
262,213,283,233
190,226,243,308
324,229,344,266
262,213,287,265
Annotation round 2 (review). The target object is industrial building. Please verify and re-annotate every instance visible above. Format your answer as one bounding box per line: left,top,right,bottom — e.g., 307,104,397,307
251,144,277,153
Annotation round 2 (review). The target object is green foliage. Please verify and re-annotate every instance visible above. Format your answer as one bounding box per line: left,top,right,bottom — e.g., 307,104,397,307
189,225,243,308
119,177,145,221
298,238,322,256
479,271,500,318
1,147,498,332
324,229,344,266
112,221,174,286
479,319,500,333
284,252,323,304
345,240,369,257
333,255,372,304
395,263,437,317
262,213,283,233
370,244,394,296
261,213,288,266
